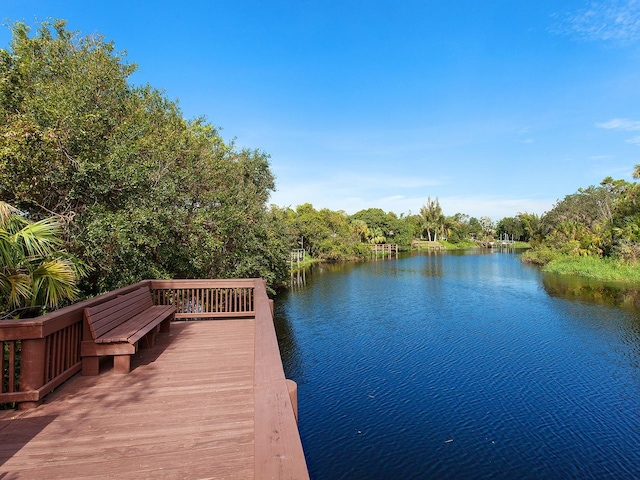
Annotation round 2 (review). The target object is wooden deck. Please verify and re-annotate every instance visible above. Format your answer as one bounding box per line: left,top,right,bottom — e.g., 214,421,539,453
0,318,308,479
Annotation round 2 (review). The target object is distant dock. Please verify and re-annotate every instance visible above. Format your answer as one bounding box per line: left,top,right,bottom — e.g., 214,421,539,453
412,240,446,251
371,244,398,259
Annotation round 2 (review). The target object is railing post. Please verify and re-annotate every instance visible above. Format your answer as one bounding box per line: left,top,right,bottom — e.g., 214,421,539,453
19,338,46,409
287,379,298,423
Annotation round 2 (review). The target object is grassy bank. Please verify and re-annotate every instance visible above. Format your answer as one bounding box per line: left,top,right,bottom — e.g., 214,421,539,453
539,255,640,283
411,239,477,250
289,256,318,271
441,240,477,250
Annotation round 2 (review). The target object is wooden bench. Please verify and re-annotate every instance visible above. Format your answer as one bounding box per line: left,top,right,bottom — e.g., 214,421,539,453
81,286,176,375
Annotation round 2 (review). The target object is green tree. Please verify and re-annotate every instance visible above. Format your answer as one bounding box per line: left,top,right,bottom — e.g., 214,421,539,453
419,197,444,241
523,173,639,265
283,204,368,261
445,213,478,242
351,219,371,243
350,208,412,246
0,20,286,292
0,202,84,316
496,217,520,240
517,213,541,243
400,213,423,245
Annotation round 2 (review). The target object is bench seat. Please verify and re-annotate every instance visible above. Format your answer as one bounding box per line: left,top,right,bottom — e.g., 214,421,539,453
81,287,176,375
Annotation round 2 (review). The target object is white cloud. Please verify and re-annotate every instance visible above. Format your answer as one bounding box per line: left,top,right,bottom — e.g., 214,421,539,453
596,118,640,147
343,174,443,190
270,180,554,219
557,1,640,44
438,195,554,220
596,118,640,130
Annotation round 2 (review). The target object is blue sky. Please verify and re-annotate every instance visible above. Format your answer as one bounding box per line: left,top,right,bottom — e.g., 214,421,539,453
3,1,640,219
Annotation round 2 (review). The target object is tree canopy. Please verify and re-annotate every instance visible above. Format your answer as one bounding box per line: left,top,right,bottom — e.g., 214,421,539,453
0,20,288,294
523,174,640,265
7,19,634,301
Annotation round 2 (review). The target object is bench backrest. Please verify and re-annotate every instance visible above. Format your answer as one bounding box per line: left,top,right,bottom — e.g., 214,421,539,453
84,287,155,340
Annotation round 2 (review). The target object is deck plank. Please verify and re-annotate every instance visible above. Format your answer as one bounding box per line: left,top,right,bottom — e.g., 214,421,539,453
0,321,257,479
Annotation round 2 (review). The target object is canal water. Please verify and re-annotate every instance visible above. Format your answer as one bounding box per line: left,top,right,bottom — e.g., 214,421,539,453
273,250,640,479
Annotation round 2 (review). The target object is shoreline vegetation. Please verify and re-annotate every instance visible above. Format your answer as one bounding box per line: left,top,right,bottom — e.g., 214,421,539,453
298,239,640,286
2,19,640,317
524,251,640,284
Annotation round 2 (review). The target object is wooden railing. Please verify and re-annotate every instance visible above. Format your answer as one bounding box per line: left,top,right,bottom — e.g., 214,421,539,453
0,307,89,408
371,243,398,258
150,279,255,319
1,279,257,409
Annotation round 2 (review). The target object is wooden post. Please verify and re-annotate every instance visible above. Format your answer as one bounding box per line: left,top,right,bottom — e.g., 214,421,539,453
113,355,131,374
287,379,298,423
19,338,46,409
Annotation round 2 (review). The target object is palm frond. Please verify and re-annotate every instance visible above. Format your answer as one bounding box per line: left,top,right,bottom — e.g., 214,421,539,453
0,230,19,268
0,201,21,229
31,258,79,309
0,271,32,309
16,217,63,258
0,202,84,315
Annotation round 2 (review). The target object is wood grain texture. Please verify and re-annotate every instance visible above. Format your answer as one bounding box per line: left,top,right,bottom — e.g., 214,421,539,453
253,280,309,480
82,287,175,375
1,321,256,479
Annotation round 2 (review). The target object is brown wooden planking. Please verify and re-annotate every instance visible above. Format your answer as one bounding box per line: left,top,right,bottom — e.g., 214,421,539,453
150,278,256,289
86,288,151,319
253,279,309,479
1,279,307,478
254,380,310,479
95,306,173,344
80,341,135,356
85,288,153,339
0,321,258,479
124,307,172,344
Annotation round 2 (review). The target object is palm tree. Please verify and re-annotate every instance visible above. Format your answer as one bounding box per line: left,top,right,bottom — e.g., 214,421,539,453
351,219,371,243
420,197,444,241
0,202,84,317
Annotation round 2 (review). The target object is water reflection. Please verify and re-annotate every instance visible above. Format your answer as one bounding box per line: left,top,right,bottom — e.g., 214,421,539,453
275,251,640,479
289,268,307,291
272,291,304,381
542,273,640,310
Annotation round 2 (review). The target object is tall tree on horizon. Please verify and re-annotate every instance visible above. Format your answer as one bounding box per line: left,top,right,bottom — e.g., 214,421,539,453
419,197,444,241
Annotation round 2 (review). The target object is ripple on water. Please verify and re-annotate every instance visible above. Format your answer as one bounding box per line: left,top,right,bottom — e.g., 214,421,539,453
276,253,640,479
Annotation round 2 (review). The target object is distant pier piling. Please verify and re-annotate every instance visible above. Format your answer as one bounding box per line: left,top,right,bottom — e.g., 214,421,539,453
290,249,306,269
371,244,398,259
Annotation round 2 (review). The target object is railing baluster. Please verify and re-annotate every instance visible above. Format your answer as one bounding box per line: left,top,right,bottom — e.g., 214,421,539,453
8,341,16,393
54,331,61,380
1,341,5,393
44,336,52,384
65,326,72,372
54,331,60,379
1,342,4,394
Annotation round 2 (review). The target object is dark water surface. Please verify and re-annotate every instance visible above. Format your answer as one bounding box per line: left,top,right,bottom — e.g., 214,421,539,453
274,251,640,479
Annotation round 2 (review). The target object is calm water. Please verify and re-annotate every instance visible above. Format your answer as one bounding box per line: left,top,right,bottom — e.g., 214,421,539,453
273,250,640,480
